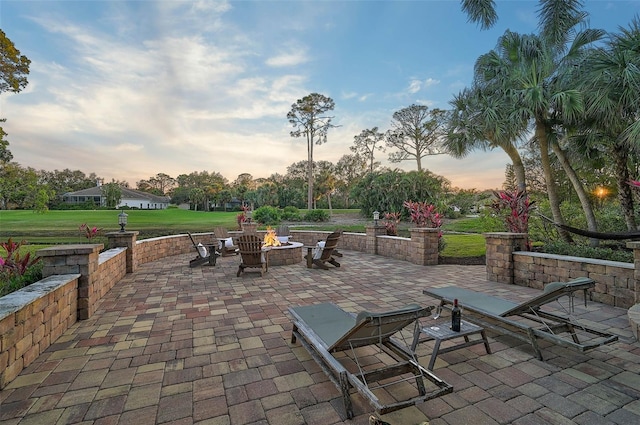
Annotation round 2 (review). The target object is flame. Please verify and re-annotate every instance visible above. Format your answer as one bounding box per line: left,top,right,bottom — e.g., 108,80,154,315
263,226,281,247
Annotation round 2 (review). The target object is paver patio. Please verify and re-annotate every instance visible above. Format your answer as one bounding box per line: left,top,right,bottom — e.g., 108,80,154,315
1,249,638,424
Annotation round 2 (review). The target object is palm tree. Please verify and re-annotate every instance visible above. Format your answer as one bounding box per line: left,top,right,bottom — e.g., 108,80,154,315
576,18,640,231
473,0,604,242
446,85,528,191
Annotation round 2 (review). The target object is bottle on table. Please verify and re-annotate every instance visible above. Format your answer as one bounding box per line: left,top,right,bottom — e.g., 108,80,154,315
451,298,461,332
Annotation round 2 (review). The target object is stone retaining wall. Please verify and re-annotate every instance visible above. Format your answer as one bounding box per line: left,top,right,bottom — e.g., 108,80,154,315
485,232,637,309
0,274,80,388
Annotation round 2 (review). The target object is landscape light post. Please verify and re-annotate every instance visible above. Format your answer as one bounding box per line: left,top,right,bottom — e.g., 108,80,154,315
118,210,128,232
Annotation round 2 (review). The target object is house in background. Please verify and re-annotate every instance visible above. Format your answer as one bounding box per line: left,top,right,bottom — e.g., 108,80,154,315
62,185,170,209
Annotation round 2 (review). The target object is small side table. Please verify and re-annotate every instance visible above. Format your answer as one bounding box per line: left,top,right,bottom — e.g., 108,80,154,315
412,320,491,370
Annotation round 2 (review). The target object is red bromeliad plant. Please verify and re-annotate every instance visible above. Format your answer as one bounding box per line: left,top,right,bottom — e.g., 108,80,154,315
383,212,401,236
0,237,40,277
236,205,251,230
79,223,102,240
403,201,445,251
490,189,534,249
403,201,443,231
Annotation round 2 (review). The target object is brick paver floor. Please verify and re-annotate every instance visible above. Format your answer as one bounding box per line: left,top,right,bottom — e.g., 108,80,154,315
1,250,638,424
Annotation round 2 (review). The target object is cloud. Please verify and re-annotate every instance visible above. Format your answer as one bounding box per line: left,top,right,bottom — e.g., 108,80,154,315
266,49,310,67
406,77,440,94
407,79,422,94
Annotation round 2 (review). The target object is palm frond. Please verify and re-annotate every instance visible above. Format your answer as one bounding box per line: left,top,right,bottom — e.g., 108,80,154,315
461,0,498,30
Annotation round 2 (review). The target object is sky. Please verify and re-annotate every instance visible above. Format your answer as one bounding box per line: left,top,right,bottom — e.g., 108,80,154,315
1,0,639,191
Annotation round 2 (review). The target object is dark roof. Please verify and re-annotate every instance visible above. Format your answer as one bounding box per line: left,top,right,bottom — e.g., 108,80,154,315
63,186,170,203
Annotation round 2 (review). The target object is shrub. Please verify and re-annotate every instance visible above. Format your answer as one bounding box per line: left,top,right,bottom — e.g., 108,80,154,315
253,206,282,225
304,209,329,222
282,206,302,221
541,241,633,263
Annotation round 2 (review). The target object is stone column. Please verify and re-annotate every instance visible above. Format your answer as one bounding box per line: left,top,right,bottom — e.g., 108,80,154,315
626,241,640,304
365,225,386,255
485,232,528,284
106,231,139,273
37,244,102,320
242,222,257,234
409,228,440,266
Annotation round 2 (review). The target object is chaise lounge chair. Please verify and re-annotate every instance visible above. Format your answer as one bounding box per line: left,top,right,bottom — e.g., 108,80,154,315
304,230,342,269
289,303,452,419
187,232,219,267
423,277,618,360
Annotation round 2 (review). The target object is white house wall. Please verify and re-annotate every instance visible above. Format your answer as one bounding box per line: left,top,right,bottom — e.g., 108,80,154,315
117,198,168,209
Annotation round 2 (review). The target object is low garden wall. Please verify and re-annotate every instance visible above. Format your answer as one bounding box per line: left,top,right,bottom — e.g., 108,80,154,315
0,274,80,388
485,232,638,309
3,228,638,389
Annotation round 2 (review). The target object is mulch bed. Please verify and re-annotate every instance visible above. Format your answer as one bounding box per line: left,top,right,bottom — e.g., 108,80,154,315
438,256,486,265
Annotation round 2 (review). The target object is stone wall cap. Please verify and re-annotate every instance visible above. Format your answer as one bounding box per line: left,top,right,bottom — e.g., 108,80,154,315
0,274,80,320
36,244,103,256
483,232,528,238
514,250,633,268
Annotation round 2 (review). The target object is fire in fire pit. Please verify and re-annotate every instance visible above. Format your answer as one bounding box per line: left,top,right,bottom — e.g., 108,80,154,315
263,227,281,247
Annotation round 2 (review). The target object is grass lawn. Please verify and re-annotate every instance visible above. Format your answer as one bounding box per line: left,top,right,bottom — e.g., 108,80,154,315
0,208,486,257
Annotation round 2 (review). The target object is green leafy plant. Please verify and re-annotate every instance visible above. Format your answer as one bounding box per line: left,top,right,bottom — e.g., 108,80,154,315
304,209,329,222
253,206,282,225
281,206,302,221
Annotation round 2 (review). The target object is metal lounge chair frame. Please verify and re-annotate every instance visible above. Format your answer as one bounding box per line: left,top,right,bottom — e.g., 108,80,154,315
213,226,240,256
423,277,618,360
187,232,219,267
236,234,268,277
304,230,342,269
289,303,452,419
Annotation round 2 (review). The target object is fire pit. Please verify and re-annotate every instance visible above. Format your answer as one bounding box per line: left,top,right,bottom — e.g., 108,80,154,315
266,241,303,266
262,227,303,266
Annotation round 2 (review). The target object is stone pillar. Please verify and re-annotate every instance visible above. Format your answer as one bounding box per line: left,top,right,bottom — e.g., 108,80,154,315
365,225,386,255
409,228,440,266
37,244,102,320
242,222,257,234
485,232,528,284
107,231,139,273
626,241,640,304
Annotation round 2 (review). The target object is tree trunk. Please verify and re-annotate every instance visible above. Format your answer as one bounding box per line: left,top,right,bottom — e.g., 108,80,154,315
551,141,599,247
501,143,527,191
536,122,573,242
611,143,637,231
307,133,314,210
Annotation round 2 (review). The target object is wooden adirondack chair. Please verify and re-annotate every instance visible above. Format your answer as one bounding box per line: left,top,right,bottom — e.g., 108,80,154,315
213,226,239,256
305,230,342,269
236,234,268,277
187,232,219,267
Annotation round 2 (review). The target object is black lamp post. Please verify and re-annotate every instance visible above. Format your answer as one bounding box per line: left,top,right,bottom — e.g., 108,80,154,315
373,210,380,226
118,210,128,232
